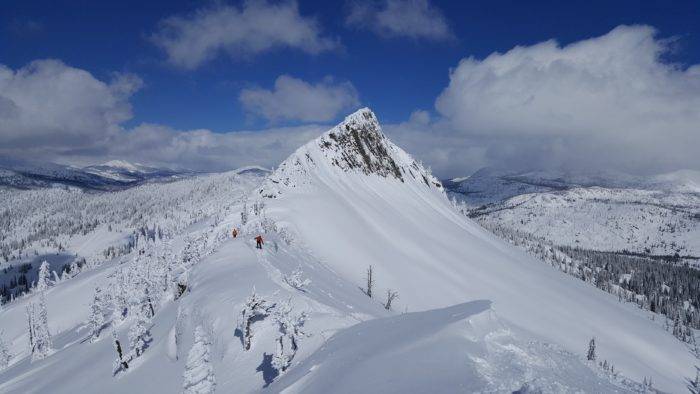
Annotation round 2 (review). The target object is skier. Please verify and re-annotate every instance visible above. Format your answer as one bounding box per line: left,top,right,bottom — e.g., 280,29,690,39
255,235,264,249
232,228,238,238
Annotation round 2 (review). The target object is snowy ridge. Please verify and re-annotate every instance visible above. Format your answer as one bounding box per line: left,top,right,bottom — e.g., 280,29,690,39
255,109,697,393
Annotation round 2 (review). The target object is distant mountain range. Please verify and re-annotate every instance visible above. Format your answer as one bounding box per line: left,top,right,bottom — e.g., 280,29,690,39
445,167,700,256
0,159,195,191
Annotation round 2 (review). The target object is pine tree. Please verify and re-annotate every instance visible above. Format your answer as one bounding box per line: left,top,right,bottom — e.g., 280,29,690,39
183,326,216,394
587,337,596,361
111,271,128,321
26,293,52,361
128,305,151,358
111,328,128,375
0,330,10,370
36,261,51,292
89,286,105,342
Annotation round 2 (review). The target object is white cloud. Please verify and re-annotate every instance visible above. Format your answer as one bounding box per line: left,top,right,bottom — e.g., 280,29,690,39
239,75,360,122
429,25,700,175
105,123,325,172
151,0,339,70
346,0,453,41
0,59,142,150
0,59,326,171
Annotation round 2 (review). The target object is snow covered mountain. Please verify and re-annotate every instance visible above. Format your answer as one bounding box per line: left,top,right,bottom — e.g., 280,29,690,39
0,109,696,393
0,159,194,191
446,167,700,257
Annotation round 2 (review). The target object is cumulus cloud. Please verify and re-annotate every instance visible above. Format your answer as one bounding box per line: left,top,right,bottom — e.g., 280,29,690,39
426,25,700,175
345,0,453,41
239,75,360,122
151,0,339,70
0,59,142,151
0,59,326,171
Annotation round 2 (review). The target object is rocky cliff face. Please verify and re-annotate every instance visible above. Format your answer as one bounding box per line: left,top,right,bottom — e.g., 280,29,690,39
258,108,442,199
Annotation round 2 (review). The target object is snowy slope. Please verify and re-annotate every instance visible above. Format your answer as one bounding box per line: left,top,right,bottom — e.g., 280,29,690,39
256,108,696,392
0,108,694,393
448,168,700,256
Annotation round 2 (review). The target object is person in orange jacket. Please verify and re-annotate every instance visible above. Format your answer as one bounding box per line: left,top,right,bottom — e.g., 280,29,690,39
255,235,264,249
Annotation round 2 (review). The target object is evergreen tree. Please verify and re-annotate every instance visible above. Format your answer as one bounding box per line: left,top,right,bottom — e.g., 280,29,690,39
89,286,105,342
128,305,151,358
26,293,52,361
111,328,128,375
36,261,51,292
183,326,216,394
0,330,10,370
587,337,596,361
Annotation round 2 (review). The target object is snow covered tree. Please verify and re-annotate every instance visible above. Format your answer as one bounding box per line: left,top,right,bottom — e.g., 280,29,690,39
182,326,216,394
128,306,151,358
283,267,311,291
272,300,307,372
272,336,291,373
89,286,105,342
36,261,51,292
239,287,271,350
587,337,596,361
0,330,10,370
26,293,52,360
384,289,399,310
363,265,374,298
111,328,129,375
241,201,249,226
111,271,128,321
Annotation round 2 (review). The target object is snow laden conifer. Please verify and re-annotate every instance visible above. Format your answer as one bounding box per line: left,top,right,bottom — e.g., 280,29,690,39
111,270,128,321
0,330,11,370
89,286,105,342
111,328,129,375
36,260,51,292
587,337,596,361
128,305,151,358
26,293,52,360
182,326,216,394
238,287,271,350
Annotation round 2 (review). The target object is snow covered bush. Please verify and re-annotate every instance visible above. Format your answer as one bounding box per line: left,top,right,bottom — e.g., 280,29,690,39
182,326,216,394
283,267,311,291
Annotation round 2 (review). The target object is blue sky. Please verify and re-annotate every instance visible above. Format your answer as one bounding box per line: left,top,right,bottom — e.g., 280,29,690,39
2,1,700,176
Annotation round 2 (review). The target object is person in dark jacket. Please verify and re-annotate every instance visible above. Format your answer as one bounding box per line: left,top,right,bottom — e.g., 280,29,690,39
255,235,264,249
